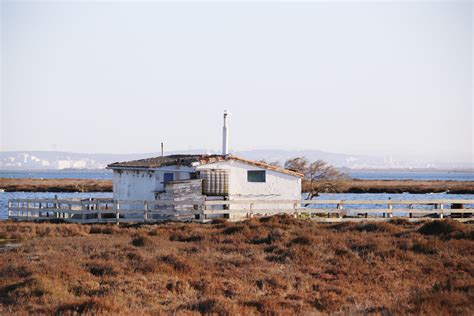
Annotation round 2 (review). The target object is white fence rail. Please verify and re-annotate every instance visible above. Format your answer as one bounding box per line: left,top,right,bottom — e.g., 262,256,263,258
7,198,474,223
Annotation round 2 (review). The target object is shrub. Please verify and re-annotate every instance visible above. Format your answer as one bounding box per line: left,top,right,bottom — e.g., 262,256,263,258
56,297,121,314
356,222,401,233
148,228,160,236
258,214,300,226
87,263,117,277
223,225,248,235
166,279,189,294
348,239,378,257
186,297,235,315
0,265,31,278
411,240,438,255
160,255,190,273
418,220,470,239
291,236,313,245
89,225,120,235
211,218,228,225
131,234,153,247
327,222,357,232
389,218,412,226
265,247,292,264
245,298,281,314
170,233,204,242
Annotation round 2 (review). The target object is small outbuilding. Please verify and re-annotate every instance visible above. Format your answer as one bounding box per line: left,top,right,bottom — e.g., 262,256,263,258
106,112,303,218
107,154,303,215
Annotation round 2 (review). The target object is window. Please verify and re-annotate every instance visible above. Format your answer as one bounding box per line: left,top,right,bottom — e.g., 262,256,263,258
163,173,174,183
247,170,266,182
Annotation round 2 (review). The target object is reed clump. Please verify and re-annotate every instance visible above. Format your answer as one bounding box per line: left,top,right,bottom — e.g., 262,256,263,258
418,220,473,239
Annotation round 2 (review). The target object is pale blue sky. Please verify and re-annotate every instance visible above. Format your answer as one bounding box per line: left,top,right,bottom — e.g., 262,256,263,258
1,1,472,163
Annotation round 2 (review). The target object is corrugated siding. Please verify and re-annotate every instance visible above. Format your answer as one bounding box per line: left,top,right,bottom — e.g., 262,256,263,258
200,169,229,196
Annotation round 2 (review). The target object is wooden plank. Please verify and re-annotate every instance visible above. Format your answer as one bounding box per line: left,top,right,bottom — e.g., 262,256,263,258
302,199,474,205
204,200,300,206
7,198,474,223
17,199,83,205
115,200,204,206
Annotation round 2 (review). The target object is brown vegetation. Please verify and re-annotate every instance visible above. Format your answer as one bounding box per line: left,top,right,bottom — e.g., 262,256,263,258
2,178,473,194
1,217,473,315
302,179,474,194
0,178,112,192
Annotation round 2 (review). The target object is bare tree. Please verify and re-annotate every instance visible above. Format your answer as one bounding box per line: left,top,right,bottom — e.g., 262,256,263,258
306,160,348,199
284,157,348,200
284,157,309,174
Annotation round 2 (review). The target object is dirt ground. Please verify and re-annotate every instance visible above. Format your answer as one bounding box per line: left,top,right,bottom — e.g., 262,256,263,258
0,217,473,315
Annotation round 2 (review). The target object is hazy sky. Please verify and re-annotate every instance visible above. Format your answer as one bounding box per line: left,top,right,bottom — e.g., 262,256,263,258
1,1,472,163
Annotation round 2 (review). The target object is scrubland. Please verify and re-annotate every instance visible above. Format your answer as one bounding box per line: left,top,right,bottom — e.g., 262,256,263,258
0,217,473,315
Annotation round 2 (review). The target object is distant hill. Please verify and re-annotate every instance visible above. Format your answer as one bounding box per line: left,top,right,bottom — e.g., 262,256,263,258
0,150,472,170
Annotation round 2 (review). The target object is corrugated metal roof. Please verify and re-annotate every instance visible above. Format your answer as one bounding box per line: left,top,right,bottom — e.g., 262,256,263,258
107,154,303,178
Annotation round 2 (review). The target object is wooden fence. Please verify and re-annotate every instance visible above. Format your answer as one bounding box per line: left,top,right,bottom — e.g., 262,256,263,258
7,198,474,223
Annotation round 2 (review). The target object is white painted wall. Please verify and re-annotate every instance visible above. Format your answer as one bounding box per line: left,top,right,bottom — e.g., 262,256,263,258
196,160,301,211
112,166,195,202
113,169,155,201
111,161,301,213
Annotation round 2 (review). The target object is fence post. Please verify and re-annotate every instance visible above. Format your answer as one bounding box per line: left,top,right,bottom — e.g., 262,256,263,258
439,204,444,219
54,195,58,218
81,201,86,222
58,201,63,219
67,202,72,220
95,200,100,221
202,201,206,220
144,201,148,223
116,202,120,225
336,203,343,218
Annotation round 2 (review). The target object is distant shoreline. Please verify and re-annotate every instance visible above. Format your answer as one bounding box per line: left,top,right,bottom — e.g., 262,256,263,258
1,178,473,194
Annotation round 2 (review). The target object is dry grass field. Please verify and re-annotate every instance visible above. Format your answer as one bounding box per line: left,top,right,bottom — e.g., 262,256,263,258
0,217,473,315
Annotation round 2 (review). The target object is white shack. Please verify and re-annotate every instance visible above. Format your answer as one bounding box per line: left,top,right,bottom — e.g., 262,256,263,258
106,112,303,217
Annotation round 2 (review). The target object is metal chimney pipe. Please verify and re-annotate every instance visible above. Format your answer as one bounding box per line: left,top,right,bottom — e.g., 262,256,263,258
222,110,229,156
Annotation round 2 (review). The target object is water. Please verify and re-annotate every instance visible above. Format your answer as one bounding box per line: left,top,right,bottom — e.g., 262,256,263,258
0,170,472,181
0,192,112,220
348,171,474,181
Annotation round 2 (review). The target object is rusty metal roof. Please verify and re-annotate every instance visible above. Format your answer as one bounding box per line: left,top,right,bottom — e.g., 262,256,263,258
107,154,303,178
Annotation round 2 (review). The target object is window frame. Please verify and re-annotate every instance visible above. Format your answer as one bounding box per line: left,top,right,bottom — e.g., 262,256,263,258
163,172,174,183
247,170,266,183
